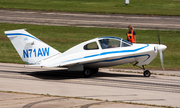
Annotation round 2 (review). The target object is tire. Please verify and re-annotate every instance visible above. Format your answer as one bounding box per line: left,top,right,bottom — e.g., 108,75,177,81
143,70,151,77
83,68,93,77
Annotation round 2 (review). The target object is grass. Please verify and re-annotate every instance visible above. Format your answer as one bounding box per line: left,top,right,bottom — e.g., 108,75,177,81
0,0,180,16
0,23,180,70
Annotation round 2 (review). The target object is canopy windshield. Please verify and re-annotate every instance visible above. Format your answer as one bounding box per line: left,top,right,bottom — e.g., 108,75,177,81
98,36,132,49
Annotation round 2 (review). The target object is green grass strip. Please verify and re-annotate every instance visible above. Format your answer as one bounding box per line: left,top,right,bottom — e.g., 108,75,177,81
0,23,180,70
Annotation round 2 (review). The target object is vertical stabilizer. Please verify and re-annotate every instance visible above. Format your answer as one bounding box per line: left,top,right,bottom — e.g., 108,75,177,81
4,29,61,64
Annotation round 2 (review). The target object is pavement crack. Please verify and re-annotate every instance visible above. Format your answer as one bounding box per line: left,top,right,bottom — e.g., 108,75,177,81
80,102,109,108
22,98,67,108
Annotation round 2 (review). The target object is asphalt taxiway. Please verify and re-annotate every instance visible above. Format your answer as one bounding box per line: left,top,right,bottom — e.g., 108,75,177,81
0,9,180,30
0,63,180,108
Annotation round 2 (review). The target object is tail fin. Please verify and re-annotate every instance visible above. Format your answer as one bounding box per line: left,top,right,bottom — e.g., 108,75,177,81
5,29,61,64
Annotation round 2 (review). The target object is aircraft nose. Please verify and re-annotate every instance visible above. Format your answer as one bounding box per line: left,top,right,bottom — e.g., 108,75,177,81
157,44,167,51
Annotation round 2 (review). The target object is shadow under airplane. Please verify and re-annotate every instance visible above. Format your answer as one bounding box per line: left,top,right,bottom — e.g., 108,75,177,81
19,69,144,80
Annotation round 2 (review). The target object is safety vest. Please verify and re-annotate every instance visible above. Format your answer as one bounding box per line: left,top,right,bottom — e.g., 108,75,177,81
127,30,136,43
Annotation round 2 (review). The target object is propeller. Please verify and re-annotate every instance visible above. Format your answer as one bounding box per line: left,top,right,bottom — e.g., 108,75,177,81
157,32,167,70
159,50,164,70
158,32,161,44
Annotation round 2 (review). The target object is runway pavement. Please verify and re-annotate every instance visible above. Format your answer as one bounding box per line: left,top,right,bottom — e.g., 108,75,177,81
0,63,180,108
0,9,180,30
0,92,162,108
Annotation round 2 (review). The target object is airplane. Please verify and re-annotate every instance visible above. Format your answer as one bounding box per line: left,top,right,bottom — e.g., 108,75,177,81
4,29,167,77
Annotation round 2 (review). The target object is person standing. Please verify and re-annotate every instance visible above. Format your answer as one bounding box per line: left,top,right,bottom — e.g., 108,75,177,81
127,25,136,43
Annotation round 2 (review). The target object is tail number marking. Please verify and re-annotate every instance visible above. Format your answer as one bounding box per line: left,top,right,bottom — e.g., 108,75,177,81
23,47,50,58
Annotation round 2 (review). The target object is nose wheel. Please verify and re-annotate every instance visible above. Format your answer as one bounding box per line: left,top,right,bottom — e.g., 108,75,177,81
132,63,151,77
142,65,151,77
143,70,151,77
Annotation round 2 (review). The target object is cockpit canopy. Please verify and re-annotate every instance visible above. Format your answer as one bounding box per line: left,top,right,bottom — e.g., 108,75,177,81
84,36,132,50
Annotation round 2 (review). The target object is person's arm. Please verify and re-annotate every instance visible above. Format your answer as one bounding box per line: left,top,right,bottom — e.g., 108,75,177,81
134,35,136,43
101,43,108,49
133,31,136,43
126,32,129,41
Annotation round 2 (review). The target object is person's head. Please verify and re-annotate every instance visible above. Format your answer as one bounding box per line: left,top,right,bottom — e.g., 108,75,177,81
103,39,109,45
128,25,134,31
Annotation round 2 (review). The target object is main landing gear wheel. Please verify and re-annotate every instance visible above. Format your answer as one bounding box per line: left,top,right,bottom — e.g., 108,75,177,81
83,68,93,77
143,70,151,77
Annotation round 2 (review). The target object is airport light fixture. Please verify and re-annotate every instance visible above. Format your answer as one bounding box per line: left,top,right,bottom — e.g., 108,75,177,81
125,0,129,5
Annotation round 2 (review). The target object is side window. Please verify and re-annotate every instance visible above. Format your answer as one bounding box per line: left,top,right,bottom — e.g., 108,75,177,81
109,39,120,47
121,42,130,47
121,39,132,47
84,42,99,50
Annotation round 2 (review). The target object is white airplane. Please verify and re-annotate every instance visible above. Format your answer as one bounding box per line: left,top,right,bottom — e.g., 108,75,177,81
5,29,167,77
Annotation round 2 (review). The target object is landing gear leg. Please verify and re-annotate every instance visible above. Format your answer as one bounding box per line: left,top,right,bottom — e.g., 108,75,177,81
132,63,151,77
142,65,151,77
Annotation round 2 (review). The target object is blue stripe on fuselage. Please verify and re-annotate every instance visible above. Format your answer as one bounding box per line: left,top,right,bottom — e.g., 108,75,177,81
82,54,150,65
62,44,149,64
100,44,149,55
